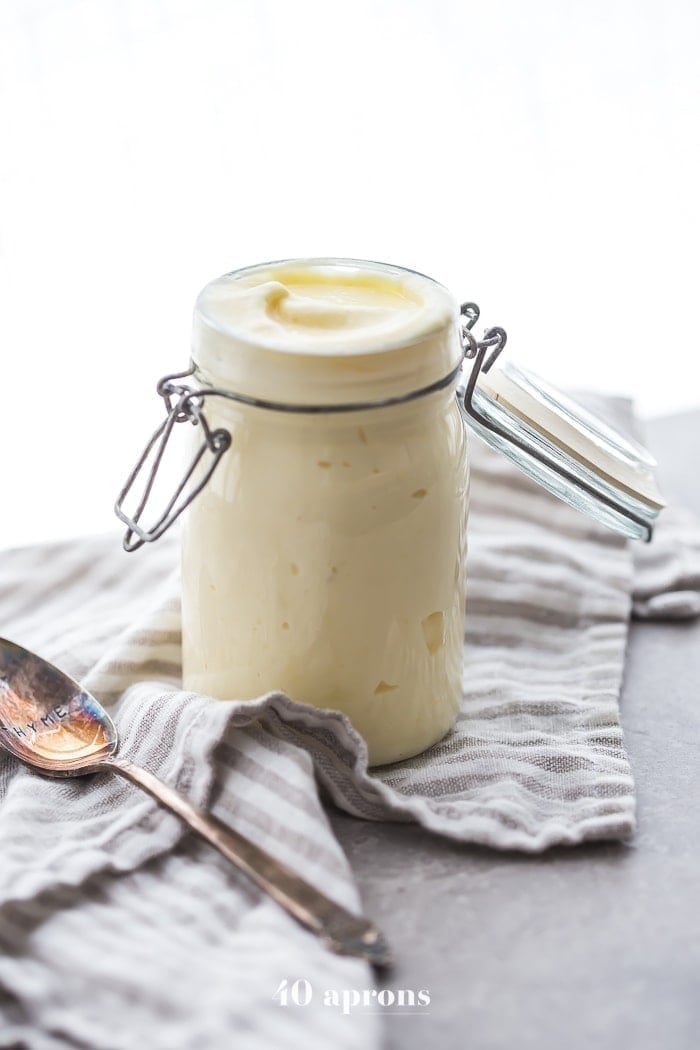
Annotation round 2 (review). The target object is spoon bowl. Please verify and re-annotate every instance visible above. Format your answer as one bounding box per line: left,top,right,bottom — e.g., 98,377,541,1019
0,637,391,967
0,638,117,774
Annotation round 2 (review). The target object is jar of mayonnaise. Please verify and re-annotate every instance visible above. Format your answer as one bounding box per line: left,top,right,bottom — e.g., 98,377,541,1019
116,258,664,765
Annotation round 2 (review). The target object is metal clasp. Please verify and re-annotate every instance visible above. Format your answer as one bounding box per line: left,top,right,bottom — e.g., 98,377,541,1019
459,299,508,377
115,299,655,551
114,370,232,552
114,314,508,553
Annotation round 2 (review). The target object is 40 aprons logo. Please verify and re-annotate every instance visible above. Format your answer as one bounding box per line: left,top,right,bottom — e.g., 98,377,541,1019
273,978,431,1016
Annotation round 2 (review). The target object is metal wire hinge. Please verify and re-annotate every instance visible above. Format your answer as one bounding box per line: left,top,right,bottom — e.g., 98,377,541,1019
459,299,508,375
114,371,231,552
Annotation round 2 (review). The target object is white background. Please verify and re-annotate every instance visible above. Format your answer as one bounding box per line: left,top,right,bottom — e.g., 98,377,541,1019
1,0,698,550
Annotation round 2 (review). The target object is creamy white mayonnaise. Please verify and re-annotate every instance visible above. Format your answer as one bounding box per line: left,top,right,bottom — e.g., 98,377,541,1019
182,259,468,764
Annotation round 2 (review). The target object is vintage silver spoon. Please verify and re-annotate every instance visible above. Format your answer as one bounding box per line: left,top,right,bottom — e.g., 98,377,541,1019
0,637,390,967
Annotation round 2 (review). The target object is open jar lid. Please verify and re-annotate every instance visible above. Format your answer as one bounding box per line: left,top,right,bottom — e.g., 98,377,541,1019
457,310,664,541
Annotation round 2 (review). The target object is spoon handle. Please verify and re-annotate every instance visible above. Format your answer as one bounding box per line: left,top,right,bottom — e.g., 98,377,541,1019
105,756,391,967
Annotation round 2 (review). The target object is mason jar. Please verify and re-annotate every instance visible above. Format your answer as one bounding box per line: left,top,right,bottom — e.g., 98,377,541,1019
182,259,467,765
116,258,663,766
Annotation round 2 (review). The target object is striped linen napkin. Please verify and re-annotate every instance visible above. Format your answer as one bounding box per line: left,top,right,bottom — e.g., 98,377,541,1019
0,399,698,1049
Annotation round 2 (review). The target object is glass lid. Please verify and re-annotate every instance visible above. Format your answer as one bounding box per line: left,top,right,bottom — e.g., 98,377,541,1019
499,362,657,471
456,318,664,542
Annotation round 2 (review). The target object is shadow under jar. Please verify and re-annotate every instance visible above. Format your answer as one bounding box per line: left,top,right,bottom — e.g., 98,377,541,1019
182,259,468,766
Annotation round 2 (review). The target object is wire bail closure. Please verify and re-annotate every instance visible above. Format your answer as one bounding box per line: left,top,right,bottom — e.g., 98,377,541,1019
115,302,654,550
114,308,508,551
115,373,232,552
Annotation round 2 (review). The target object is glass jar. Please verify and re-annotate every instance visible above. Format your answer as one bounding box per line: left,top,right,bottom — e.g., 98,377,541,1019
116,258,664,767
182,259,468,766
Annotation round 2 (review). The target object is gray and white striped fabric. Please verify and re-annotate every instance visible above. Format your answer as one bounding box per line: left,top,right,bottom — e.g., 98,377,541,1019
0,398,698,1049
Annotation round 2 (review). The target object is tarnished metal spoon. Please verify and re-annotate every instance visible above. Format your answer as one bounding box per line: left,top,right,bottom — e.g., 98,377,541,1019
0,637,391,967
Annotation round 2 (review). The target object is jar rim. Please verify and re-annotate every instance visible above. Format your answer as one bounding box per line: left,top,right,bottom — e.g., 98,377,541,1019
191,257,463,408
194,257,457,359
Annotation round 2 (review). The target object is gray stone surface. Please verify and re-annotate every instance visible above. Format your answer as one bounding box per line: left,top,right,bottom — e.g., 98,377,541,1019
331,411,700,1050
